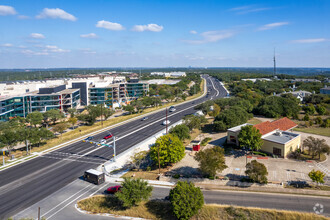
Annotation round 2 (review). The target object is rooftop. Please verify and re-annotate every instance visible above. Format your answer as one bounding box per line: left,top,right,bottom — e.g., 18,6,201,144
262,130,300,144
253,117,297,135
228,123,252,132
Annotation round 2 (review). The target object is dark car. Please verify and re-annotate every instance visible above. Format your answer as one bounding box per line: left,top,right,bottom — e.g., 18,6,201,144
106,185,122,194
83,136,94,142
103,133,113,139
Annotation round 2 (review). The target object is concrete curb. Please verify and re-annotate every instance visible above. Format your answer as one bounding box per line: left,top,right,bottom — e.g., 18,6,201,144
0,79,207,172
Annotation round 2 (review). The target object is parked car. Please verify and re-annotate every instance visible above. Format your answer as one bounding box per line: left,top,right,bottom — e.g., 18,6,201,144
142,116,148,121
103,133,113,139
162,120,170,125
106,185,122,194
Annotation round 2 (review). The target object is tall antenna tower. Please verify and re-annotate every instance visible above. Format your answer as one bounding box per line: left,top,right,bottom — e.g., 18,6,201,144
273,48,276,76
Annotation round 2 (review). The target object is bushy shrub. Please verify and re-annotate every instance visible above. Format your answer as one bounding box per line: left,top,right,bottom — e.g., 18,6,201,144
170,181,204,220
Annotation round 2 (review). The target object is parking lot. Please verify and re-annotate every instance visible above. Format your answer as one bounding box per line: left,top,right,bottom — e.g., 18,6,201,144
223,152,330,185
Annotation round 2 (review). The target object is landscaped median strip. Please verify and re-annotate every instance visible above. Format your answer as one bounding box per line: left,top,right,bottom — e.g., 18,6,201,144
75,196,327,220
0,79,207,172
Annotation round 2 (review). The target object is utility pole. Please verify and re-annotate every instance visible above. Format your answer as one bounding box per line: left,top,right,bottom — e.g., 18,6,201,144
157,143,161,175
100,102,103,127
113,136,116,162
273,48,276,77
38,207,40,220
2,150,5,166
166,107,168,134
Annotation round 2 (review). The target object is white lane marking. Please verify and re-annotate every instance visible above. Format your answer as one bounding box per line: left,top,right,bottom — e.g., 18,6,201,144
42,184,92,217
39,155,104,164
78,102,202,159
46,185,98,219
209,77,219,97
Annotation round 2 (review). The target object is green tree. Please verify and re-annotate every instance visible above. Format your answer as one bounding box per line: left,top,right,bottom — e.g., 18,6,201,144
211,103,221,117
169,181,204,220
68,117,78,129
303,104,316,115
0,121,20,155
238,125,263,151
169,124,191,141
315,116,323,125
103,108,114,120
213,121,227,132
303,113,310,122
316,105,326,115
245,160,268,184
303,136,330,159
308,169,326,186
77,114,96,125
67,108,77,118
46,109,65,125
183,115,207,131
195,146,227,177
321,118,330,128
214,106,252,131
123,105,135,114
52,122,69,137
130,151,148,171
150,134,185,167
116,178,153,208
26,111,43,127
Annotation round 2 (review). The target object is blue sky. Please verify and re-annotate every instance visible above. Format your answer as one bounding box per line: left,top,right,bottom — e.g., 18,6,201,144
0,0,329,68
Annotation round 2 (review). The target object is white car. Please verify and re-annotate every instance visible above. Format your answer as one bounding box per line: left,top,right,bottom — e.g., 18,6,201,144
162,120,170,125
99,139,107,144
169,107,176,112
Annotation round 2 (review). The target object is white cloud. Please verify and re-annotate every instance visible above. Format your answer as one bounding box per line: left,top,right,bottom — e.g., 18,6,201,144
258,22,289,30
30,33,45,39
36,8,77,21
0,5,17,16
44,45,70,53
190,30,197,34
21,49,48,56
96,20,124,31
184,30,235,44
291,38,328,43
229,5,270,14
17,15,30,19
80,33,98,39
1,43,13,47
79,48,97,54
132,24,163,32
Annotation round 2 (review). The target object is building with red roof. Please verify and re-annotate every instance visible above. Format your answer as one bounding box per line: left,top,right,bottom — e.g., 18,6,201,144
227,117,300,158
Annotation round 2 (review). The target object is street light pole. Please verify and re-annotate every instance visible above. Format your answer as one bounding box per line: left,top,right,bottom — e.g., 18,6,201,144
166,107,168,134
157,143,161,175
113,136,116,162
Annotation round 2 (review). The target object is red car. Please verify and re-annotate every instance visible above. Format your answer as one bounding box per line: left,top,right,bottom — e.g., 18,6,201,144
103,133,113,139
106,185,122,194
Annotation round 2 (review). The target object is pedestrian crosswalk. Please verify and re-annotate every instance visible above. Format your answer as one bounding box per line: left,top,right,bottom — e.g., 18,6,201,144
40,151,107,165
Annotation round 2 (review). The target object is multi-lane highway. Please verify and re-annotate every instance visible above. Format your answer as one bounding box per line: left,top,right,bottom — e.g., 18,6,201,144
0,76,227,219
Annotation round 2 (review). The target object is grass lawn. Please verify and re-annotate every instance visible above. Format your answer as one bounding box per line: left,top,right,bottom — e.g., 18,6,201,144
294,127,330,137
285,184,330,191
77,195,327,220
1,80,205,166
298,151,327,162
248,118,263,125
122,167,170,180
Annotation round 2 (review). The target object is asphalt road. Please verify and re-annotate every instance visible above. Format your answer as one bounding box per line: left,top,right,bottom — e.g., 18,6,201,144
15,179,330,219
0,75,227,219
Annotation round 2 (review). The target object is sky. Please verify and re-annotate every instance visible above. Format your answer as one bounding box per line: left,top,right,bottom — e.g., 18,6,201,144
0,0,329,68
